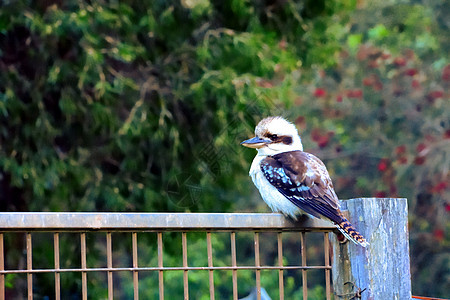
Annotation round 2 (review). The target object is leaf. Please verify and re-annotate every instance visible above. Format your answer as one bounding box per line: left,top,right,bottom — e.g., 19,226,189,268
368,24,389,40
347,34,362,50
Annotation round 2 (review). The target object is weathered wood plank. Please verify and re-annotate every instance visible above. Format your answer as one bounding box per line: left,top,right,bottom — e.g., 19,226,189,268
331,198,412,300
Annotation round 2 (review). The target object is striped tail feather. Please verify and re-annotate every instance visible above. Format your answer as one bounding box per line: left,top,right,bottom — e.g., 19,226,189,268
335,218,369,247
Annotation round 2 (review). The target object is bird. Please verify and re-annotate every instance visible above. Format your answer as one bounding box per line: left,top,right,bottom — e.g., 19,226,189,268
241,116,368,247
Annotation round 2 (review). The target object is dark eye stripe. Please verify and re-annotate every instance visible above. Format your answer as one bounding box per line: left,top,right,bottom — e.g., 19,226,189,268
266,134,278,140
264,133,293,145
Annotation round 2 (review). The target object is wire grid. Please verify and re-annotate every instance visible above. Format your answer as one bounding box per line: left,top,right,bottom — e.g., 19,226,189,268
1,230,332,300
0,213,333,299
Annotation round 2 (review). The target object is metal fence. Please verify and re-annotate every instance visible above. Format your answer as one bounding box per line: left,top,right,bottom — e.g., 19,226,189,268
0,212,335,299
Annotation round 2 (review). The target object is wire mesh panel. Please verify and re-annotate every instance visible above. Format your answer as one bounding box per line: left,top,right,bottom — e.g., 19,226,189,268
0,213,334,299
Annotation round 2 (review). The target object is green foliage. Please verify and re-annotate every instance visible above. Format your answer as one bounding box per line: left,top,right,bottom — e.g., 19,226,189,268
0,0,353,213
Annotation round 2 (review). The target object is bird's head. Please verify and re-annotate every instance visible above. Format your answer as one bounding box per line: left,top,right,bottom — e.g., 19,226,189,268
241,116,303,156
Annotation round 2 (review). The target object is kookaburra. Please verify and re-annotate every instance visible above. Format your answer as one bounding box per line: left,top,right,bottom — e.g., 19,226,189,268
241,116,368,247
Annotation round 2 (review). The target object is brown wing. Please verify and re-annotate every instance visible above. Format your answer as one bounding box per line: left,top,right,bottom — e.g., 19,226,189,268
260,150,343,221
260,150,369,247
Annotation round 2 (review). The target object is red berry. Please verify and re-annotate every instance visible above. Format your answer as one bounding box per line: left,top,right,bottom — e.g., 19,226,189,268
311,128,322,142
374,191,387,198
416,143,427,153
427,90,444,102
378,159,389,172
414,156,426,165
354,89,363,98
347,89,363,98
395,145,407,155
397,156,408,164
433,228,444,242
444,130,450,139
317,136,329,148
313,88,327,98
404,68,417,76
363,77,374,86
445,203,450,212
336,95,343,102
411,79,421,89
431,182,447,194
393,57,407,67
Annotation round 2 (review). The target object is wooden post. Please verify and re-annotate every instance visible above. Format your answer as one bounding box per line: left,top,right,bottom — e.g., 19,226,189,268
331,198,411,300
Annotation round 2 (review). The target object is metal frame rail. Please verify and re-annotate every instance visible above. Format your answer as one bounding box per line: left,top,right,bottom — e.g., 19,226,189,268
0,212,334,300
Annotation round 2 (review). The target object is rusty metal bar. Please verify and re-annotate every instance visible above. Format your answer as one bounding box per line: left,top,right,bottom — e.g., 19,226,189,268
301,232,307,300
206,232,215,300
254,232,261,300
107,232,113,300
230,232,238,300
277,232,284,300
157,232,164,300
132,232,139,300
80,233,87,300
0,233,4,300
324,232,331,300
0,213,336,299
26,233,32,300
182,232,189,300
0,264,331,274
54,233,60,300
0,213,334,231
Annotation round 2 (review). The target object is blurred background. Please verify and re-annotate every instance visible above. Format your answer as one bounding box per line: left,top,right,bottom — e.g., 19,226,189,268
0,0,448,298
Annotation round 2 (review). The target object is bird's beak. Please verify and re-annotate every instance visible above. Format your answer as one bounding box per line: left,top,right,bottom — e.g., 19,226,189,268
240,136,270,149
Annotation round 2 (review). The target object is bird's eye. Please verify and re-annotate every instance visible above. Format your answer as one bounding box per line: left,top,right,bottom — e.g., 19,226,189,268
269,134,278,140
